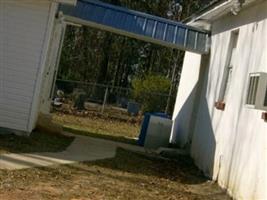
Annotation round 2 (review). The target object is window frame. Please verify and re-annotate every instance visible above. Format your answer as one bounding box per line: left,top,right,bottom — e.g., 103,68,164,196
218,30,239,103
215,30,239,111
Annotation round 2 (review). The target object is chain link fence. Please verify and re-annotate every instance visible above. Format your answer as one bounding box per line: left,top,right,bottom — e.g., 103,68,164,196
53,79,176,117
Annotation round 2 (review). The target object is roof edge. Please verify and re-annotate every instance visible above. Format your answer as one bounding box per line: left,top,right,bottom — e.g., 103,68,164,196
183,0,228,23
183,0,259,30
53,0,77,5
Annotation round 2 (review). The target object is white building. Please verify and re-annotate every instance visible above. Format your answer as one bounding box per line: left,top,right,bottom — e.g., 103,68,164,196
1,0,266,199
171,0,267,199
0,0,76,133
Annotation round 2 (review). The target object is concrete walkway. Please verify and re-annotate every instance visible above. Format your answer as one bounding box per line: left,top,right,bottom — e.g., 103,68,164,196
0,132,145,170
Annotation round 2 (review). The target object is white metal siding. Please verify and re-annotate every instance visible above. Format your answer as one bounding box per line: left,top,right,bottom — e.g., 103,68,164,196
0,1,53,131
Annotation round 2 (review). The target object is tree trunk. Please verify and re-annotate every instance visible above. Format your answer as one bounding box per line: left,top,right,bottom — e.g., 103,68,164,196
97,33,113,84
113,38,126,87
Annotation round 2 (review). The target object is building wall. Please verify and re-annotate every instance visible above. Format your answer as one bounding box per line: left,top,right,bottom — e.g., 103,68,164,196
0,1,58,132
39,19,66,115
170,52,202,146
172,1,267,200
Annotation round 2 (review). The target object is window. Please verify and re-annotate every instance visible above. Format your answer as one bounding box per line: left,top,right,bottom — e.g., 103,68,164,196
246,74,260,105
245,72,267,111
219,30,239,102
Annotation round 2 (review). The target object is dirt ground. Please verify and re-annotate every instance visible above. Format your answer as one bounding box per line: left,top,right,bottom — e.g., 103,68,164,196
0,148,231,200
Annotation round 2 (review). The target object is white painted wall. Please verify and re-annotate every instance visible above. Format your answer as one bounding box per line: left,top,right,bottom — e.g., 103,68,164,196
172,1,267,200
0,1,58,132
170,52,202,147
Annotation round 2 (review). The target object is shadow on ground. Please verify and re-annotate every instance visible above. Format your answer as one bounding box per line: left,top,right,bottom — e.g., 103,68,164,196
81,148,207,185
0,131,74,154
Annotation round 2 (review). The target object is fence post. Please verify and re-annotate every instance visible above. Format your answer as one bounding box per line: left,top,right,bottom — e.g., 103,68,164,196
102,86,109,113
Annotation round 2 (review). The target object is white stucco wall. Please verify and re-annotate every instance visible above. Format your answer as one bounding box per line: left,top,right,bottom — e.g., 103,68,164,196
170,52,202,147
172,1,267,200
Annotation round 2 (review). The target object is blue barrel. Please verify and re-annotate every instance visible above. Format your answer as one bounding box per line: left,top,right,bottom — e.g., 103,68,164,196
138,112,170,146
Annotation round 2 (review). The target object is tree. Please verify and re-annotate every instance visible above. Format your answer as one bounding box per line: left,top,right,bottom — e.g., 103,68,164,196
132,75,171,113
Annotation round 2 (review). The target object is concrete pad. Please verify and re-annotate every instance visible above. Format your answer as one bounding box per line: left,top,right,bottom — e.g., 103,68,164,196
0,132,145,170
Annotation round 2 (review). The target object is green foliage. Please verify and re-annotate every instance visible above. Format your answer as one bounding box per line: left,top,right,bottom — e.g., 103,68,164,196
132,75,171,113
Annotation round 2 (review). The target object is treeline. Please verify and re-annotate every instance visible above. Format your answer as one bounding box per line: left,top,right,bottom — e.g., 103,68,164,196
58,0,212,89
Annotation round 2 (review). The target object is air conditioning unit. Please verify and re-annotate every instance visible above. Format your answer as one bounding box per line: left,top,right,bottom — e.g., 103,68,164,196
246,72,267,111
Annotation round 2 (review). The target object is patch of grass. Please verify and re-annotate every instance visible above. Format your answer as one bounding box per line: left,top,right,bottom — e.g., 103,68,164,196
63,126,137,145
0,148,231,200
53,113,140,144
0,131,74,154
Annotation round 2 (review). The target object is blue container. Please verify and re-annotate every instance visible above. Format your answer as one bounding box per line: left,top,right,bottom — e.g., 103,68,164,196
127,102,140,116
138,112,170,146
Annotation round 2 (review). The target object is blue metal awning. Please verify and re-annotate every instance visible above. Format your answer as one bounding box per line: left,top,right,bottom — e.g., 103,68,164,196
59,0,210,54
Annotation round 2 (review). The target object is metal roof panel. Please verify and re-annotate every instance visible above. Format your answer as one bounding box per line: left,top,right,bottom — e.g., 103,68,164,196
59,0,210,54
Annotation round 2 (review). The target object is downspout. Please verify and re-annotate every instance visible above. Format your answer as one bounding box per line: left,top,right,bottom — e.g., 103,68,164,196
231,0,245,15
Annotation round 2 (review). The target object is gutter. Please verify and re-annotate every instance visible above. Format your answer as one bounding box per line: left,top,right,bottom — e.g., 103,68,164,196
182,0,228,23
52,0,77,5
184,0,259,31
